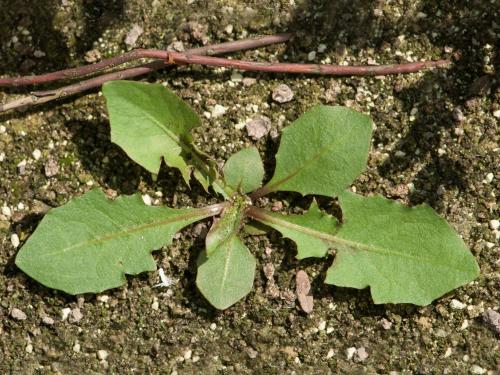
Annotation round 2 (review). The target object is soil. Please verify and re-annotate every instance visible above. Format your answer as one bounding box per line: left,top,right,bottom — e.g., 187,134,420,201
0,0,498,373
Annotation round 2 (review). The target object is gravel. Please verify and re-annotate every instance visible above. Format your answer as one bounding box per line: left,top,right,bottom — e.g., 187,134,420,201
10,308,27,320
245,116,271,140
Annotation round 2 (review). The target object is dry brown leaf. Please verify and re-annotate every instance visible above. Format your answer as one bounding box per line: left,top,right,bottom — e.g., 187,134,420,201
296,270,313,314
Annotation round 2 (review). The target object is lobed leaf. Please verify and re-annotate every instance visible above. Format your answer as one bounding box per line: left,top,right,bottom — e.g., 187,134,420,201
15,189,216,294
262,106,372,197
325,192,480,305
102,81,222,193
248,201,339,259
197,198,255,309
223,147,264,193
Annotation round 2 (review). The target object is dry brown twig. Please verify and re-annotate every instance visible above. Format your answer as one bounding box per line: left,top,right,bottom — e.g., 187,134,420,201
0,33,450,113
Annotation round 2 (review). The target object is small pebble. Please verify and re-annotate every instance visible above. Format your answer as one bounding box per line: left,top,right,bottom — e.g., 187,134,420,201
272,84,294,103
0,125,6,133
211,104,227,118
460,319,469,330
245,116,271,140
10,307,27,320
230,72,243,82
395,150,406,158
242,77,257,87
33,50,46,58
346,347,356,360
97,350,109,360
485,173,493,183
61,307,71,321
151,297,159,311
32,149,42,160
125,24,144,48
307,51,316,61
142,194,152,206
11,233,20,248
489,219,499,230
317,44,327,53
0,152,5,162
73,343,81,353
470,365,487,374
42,316,55,325
492,109,500,118
452,107,465,122
17,159,27,174
482,308,500,334
325,348,335,359
183,349,192,360
70,308,84,323
450,299,467,310
2,205,11,217
224,24,233,34
443,347,452,358
25,343,33,353
318,320,326,331
380,318,393,330
209,323,217,330
44,159,60,177
355,347,369,362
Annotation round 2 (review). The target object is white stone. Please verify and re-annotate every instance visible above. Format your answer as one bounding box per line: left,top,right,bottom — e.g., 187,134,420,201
318,320,326,331
438,148,446,156
355,347,369,362
142,194,152,206
485,173,494,183
325,348,335,359
211,104,227,118
489,219,499,230
17,202,24,210
470,365,486,374
183,349,192,360
2,205,11,217
34,50,46,58
307,51,316,61
125,24,144,48
272,84,294,103
0,152,5,162
224,24,233,34
97,349,109,360
395,150,406,158
460,319,469,330
326,327,334,334
317,44,327,53
0,125,6,134
25,344,33,353
443,347,452,358
450,299,466,310
32,149,42,160
493,110,500,118
346,347,356,360
10,307,27,320
151,297,159,311
230,72,243,82
42,316,55,325
210,323,217,330
73,343,81,352
11,234,20,248
97,295,110,303
61,307,72,321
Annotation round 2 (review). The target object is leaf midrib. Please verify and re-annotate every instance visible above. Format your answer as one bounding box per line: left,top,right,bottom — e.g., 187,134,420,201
38,208,214,259
250,207,470,272
264,124,353,193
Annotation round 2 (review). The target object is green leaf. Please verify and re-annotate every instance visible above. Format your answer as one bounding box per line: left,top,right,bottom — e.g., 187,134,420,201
248,201,339,259
223,147,264,193
197,197,255,309
325,192,480,305
261,106,372,197
15,189,216,294
102,81,225,194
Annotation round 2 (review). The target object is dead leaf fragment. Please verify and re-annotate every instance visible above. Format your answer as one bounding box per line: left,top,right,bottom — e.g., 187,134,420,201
296,270,313,314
